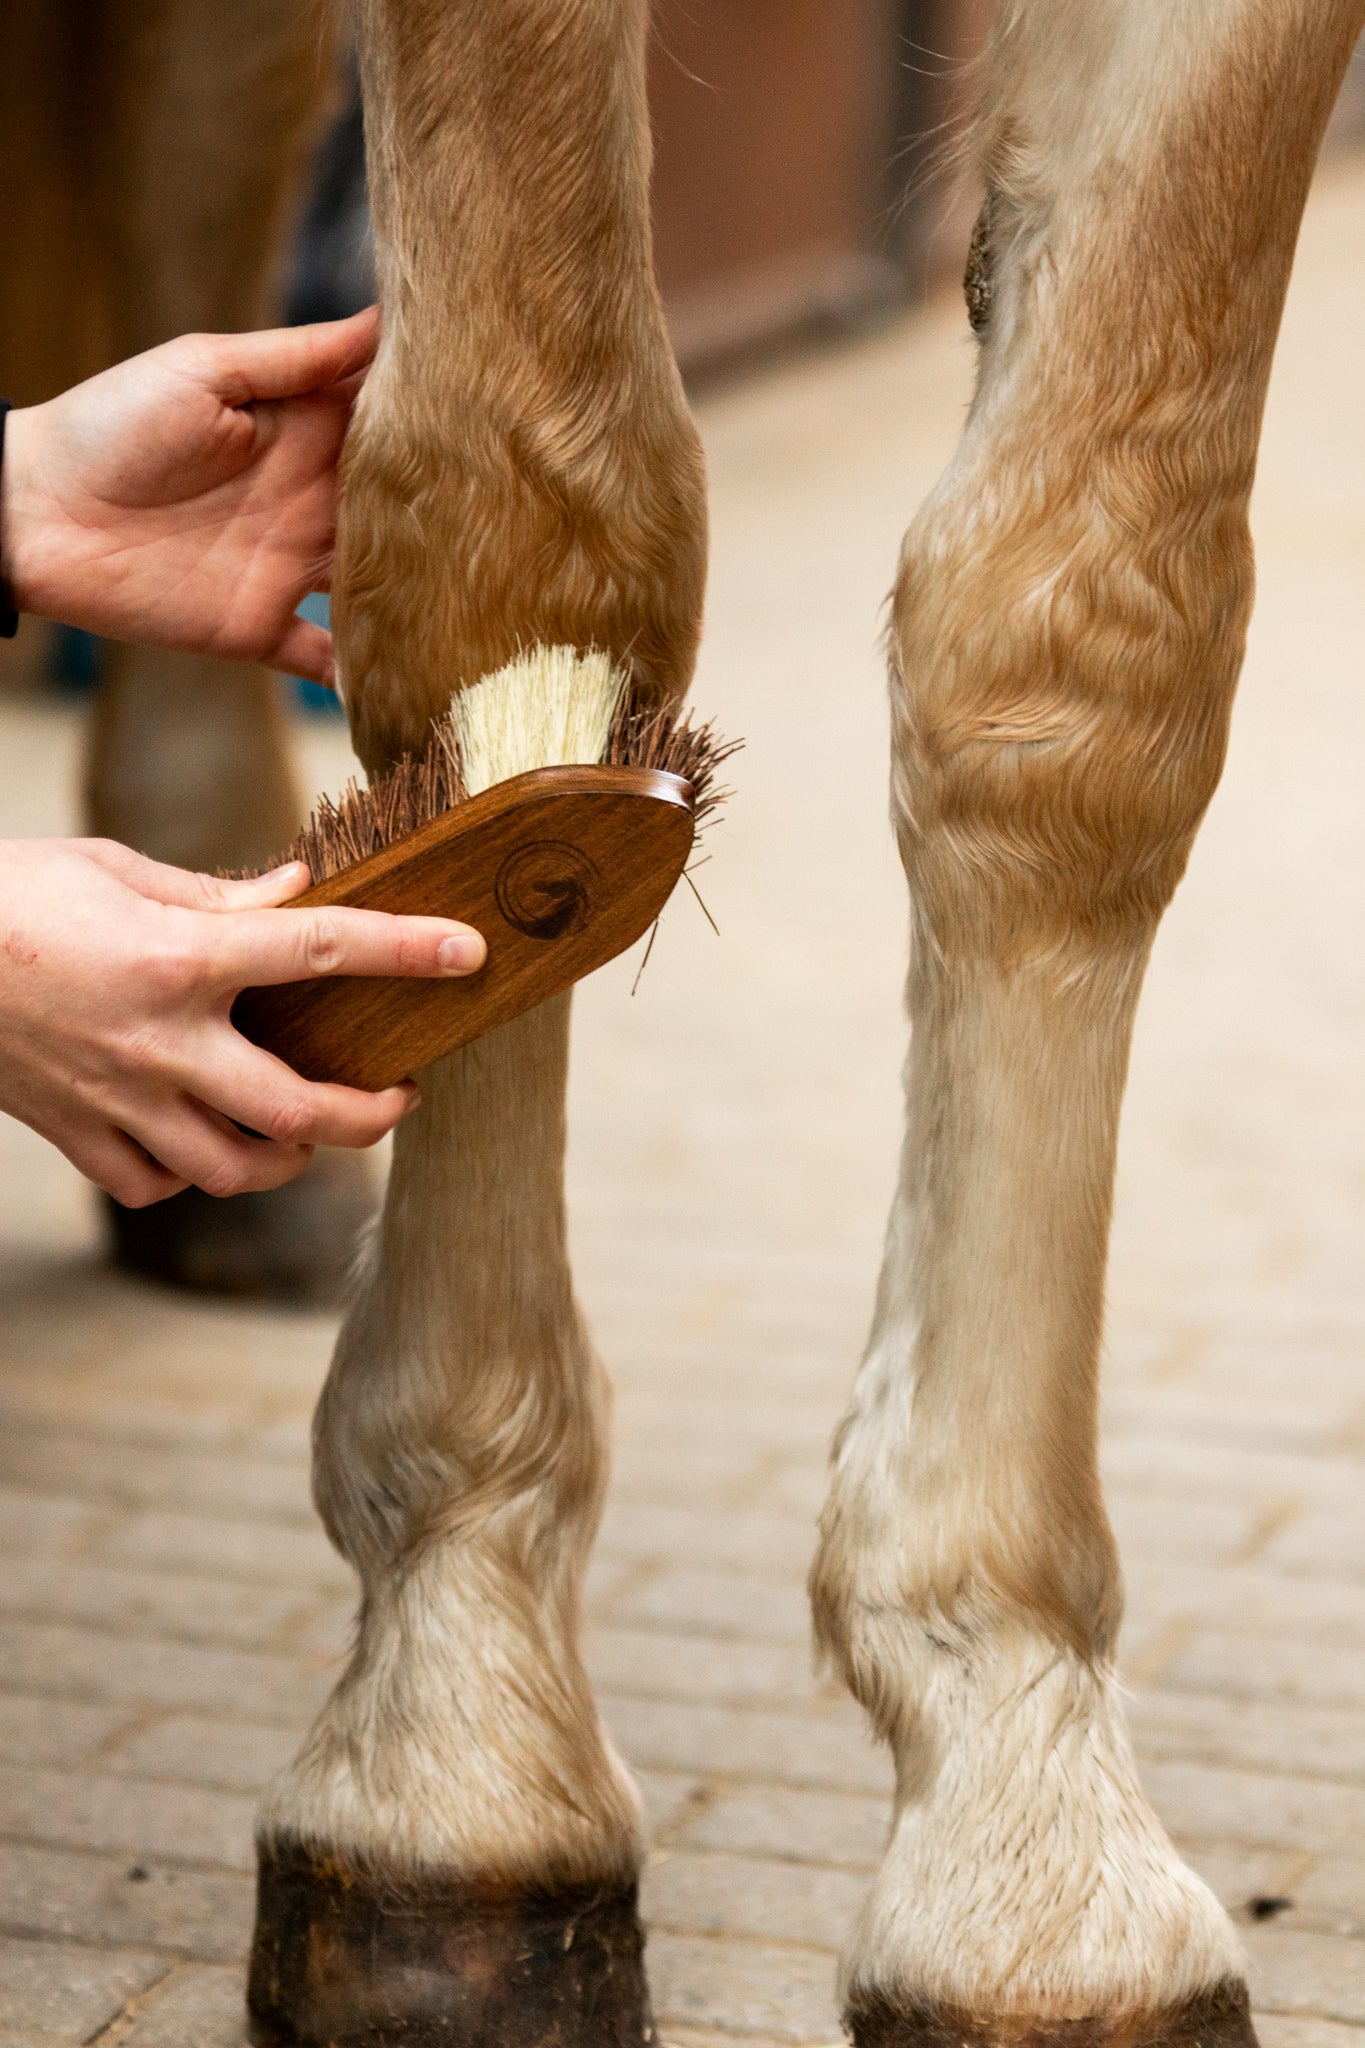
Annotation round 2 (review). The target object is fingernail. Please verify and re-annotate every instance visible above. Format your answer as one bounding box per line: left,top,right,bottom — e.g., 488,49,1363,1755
261,861,309,883
399,1086,422,1118
438,933,485,974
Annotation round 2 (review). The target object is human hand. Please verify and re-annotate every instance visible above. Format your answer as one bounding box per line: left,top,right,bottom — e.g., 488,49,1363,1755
0,308,379,684
0,836,485,1207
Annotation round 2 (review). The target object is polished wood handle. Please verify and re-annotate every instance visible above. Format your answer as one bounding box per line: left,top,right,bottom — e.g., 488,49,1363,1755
232,765,695,1090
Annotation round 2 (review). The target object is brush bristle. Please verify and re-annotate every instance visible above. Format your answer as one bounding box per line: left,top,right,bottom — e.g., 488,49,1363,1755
455,645,627,795
604,699,736,831
250,645,739,886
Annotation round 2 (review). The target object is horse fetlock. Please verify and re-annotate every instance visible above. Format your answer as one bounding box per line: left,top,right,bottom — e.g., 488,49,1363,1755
813,1322,1122,1694
259,1540,641,1886
837,1639,1248,2041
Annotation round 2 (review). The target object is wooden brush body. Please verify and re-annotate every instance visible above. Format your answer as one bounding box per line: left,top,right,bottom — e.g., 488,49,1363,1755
233,765,694,1090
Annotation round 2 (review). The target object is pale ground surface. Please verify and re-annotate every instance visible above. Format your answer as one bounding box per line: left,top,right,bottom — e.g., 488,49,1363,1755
3,154,1365,2047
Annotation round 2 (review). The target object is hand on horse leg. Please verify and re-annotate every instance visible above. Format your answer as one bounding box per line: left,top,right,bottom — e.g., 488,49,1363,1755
2,312,377,684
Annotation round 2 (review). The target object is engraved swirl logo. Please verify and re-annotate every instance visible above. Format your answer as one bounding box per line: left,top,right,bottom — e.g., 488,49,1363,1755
494,840,600,941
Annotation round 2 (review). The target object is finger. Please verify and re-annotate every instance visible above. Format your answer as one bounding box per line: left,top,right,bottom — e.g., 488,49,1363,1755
202,904,487,991
204,308,381,409
268,615,333,685
320,365,372,407
181,1031,420,1150
226,864,316,908
80,840,313,910
50,1114,189,1208
121,1091,314,1199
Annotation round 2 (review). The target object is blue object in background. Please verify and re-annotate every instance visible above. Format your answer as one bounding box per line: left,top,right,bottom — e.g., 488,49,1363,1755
41,598,343,716
293,592,345,718
286,63,366,726
48,625,106,695
285,57,374,329
37,75,366,716
41,599,342,717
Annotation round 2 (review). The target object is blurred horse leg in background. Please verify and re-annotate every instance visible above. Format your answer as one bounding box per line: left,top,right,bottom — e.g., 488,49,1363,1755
0,0,379,1302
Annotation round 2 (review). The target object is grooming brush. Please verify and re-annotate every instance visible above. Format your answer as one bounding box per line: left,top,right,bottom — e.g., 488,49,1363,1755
232,647,735,1091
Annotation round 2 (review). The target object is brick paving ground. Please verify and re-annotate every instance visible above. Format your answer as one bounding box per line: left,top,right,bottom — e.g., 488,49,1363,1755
3,153,1365,2048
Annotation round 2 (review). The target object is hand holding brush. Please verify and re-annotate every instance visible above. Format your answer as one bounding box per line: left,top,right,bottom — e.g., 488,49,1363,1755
0,317,737,1202
0,837,486,1209
234,646,738,1090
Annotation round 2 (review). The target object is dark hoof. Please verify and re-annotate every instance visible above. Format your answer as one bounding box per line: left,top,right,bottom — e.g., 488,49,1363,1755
248,1837,655,2046
104,1151,375,1307
846,1979,1258,2048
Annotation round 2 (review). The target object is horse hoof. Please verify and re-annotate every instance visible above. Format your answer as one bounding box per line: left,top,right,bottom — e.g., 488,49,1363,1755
103,1151,375,1307
844,1980,1259,2047
248,1837,655,2047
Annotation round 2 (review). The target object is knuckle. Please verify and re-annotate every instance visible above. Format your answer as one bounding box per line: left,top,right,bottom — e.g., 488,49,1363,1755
394,931,434,975
140,935,205,1004
264,1096,315,1145
303,911,347,976
182,868,222,909
115,1165,167,1209
387,931,416,975
110,1019,173,1077
171,331,215,375
197,1158,249,1199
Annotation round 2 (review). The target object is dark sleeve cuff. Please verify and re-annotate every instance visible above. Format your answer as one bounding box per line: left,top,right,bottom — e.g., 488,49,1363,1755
0,400,19,637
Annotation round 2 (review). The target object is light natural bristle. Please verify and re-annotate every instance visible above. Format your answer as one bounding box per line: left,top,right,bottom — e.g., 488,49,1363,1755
453,645,628,796
250,643,739,886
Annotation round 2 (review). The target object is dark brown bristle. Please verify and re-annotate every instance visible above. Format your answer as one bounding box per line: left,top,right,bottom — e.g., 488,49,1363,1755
244,696,738,885
604,698,740,830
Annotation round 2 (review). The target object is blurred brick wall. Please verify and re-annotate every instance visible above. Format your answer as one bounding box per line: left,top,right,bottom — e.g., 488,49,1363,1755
651,0,992,374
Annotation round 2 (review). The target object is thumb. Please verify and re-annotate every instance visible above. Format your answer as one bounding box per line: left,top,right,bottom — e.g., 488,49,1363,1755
80,839,315,911
206,307,381,408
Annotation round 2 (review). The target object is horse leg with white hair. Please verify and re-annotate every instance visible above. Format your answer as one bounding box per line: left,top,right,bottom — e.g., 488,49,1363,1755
246,2,706,2043
811,3,1364,2043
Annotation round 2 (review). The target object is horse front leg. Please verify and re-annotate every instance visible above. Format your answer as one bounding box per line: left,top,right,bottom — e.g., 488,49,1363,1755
811,2,1364,2042
248,3,705,2043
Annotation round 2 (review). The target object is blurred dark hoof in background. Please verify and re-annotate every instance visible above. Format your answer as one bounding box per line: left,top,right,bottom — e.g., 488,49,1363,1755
248,1837,655,2047
845,1980,1258,2048
104,1152,375,1307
